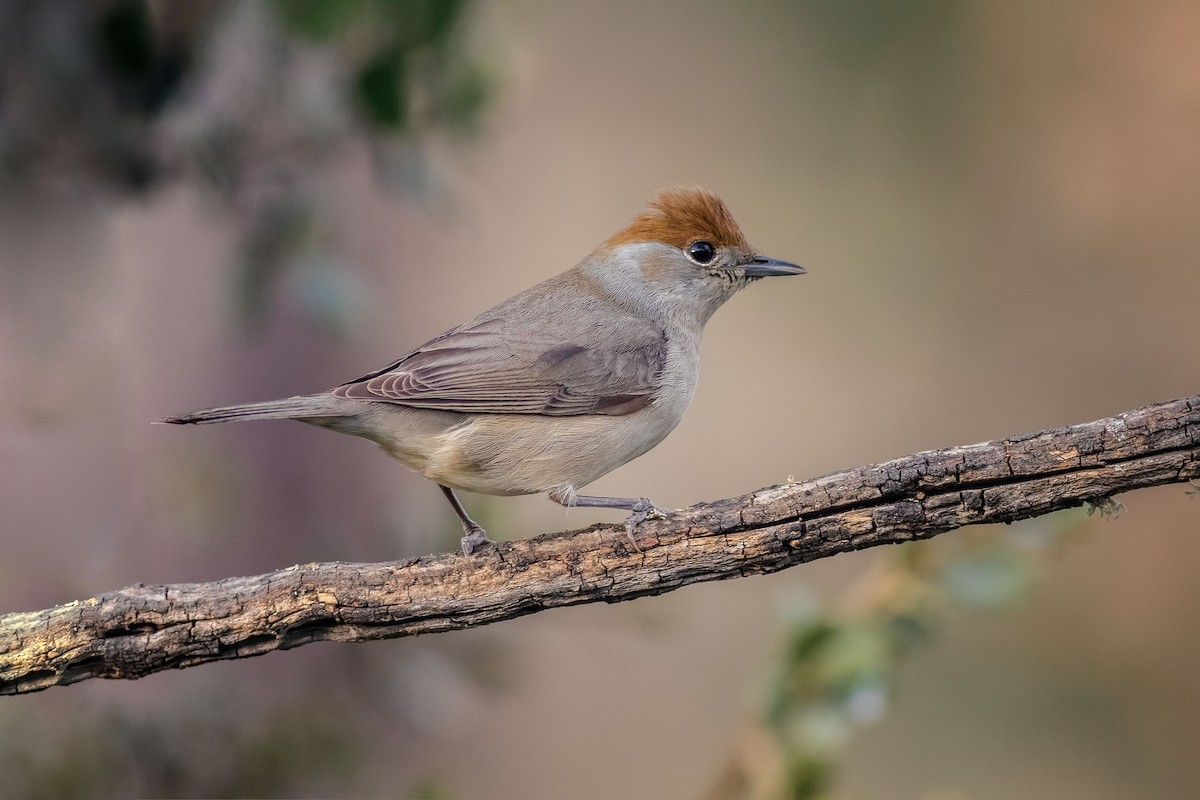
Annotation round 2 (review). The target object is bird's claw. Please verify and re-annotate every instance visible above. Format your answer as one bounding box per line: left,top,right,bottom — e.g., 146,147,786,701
460,527,495,556
622,497,665,553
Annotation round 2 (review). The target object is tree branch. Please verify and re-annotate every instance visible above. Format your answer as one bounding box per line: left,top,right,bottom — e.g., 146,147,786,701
3,396,1197,695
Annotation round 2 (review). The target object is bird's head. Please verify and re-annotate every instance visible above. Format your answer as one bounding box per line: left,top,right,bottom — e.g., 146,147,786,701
588,187,805,325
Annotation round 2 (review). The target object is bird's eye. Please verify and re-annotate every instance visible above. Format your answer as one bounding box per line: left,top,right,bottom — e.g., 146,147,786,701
687,240,715,264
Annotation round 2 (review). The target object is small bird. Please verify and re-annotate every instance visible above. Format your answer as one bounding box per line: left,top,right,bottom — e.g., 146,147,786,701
162,187,805,555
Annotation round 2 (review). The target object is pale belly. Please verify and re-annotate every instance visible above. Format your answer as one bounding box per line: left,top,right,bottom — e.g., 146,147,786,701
419,400,686,496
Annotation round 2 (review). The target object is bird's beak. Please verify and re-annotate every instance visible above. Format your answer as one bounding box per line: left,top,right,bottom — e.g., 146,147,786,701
741,255,806,277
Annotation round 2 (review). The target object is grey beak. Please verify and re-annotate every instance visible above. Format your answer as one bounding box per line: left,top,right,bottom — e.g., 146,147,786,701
742,255,806,277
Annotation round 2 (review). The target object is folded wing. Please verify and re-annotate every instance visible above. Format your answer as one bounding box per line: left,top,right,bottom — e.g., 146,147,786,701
333,312,666,417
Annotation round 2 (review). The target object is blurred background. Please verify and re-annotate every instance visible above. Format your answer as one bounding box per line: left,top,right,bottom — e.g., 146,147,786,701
2,1,1199,797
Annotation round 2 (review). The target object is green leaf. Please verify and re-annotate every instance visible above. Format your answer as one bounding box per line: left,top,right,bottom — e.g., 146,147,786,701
355,51,408,129
789,619,838,663
437,62,490,131
98,0,155,76
274,0,367,42
942,547,1033,610
377,0,468,49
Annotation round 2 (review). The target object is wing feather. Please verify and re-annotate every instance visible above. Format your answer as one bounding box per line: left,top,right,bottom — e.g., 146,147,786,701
333,277,667,417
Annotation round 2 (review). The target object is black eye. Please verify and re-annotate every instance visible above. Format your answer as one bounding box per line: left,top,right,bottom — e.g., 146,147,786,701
687,240,715,264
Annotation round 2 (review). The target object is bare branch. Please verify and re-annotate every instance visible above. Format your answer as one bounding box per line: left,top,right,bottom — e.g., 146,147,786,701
3,395,1197,695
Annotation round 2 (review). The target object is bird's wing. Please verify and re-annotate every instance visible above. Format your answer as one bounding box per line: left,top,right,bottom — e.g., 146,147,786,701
333,311,668,417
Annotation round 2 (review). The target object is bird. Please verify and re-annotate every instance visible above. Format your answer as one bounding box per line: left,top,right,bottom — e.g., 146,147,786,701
161,187,805,555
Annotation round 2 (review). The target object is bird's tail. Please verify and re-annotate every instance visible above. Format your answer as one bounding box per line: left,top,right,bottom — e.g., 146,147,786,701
158,394,342,425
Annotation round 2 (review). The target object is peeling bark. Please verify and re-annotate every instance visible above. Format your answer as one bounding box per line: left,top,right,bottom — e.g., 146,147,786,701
2,395,1198,695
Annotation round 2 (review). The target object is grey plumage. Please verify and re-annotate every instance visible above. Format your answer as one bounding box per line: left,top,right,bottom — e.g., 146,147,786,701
333,271,668,417
162,187,804,554
160,395,342,425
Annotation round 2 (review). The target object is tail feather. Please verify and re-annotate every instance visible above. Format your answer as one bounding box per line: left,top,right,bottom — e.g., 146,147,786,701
158,394,340,425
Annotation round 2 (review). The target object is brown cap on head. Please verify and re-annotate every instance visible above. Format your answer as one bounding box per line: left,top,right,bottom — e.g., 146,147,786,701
605,187,750,252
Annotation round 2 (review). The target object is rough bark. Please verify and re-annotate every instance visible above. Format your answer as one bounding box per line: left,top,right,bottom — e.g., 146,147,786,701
3,395,1198,695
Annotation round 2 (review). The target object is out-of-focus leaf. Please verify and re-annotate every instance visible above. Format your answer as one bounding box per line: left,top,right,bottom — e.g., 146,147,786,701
273,0,367,43
813,624,888,693
789,619,837,664
785,754,833,800
435,61,490,132
787,705,850,753
97,0,195,118
377,0,468,49
883,609,933,649
942,546,1033,610
356,51,408,129
407,776,455,800
802,0,962,66
98,0,155,77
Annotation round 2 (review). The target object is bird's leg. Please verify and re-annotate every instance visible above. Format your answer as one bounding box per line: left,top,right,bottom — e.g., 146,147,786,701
440,485,493,555
547,486,664,553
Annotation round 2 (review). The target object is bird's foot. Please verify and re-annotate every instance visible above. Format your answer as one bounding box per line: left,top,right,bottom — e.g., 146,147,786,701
460,526,495,556
623,498,666,553
547,488,665,554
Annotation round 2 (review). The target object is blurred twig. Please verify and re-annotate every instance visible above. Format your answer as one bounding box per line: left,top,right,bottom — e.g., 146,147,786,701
2,395,1197,695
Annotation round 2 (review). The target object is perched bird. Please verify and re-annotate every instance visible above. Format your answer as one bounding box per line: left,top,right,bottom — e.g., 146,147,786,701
162,187,805,554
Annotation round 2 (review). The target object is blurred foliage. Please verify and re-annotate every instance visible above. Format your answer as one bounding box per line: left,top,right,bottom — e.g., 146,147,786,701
802,0,963,65
0,0,491,327
708,513,1089,800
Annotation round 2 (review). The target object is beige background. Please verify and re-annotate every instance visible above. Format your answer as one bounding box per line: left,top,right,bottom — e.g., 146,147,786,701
2,2,1199,797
